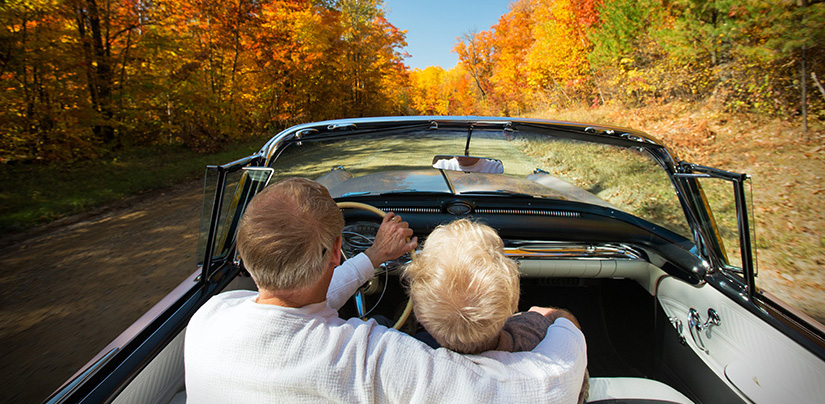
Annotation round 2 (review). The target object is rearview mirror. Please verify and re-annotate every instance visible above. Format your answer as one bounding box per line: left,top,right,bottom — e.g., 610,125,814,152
432,155,504,174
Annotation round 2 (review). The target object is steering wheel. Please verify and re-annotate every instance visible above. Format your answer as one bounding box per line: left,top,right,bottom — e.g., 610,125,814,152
337,201,414,330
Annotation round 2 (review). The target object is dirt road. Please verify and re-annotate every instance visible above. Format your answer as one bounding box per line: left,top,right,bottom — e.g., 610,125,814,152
0,181,203,404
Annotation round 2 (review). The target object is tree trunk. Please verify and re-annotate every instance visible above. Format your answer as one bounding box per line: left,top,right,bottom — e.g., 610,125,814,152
800,0,808,137
76,0,116,147
118,28,132,111
802,46,808,136
230,0,242,95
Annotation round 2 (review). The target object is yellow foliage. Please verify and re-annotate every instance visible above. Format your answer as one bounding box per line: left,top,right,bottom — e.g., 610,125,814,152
526,0,592,91
409,67,450,115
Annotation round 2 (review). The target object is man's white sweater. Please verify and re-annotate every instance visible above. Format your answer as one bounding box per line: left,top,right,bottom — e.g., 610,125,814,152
184,253,586,403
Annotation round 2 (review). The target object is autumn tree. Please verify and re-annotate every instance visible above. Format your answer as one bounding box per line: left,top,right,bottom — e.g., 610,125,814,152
487,0,534,116
409,66,449,115
648,0,825,114
526,0,600,105
338,0,408,117
586,0,672,104
1,0,72,161
408,64,483,115
443,64,483,115
454,30,494,101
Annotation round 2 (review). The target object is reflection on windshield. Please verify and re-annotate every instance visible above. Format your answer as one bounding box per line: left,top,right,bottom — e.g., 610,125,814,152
446,171,567,200
432,155,504,174
325,170,451,199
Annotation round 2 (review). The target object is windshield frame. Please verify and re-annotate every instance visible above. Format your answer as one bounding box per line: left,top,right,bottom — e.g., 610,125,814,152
259,116,716,272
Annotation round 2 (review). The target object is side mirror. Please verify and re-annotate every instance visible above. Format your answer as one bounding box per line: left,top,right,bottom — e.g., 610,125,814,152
432,155,504,174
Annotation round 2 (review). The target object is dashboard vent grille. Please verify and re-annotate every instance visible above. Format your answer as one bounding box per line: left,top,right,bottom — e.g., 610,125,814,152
387,207,441,213
475,208,580,218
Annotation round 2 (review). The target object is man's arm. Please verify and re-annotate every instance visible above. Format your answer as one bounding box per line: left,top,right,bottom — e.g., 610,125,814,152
528,306,582,330
327,212,417,309
327,253,374,309
364,319,587,403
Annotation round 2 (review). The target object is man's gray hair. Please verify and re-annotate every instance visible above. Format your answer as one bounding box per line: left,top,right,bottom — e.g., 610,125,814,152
237,178,344,291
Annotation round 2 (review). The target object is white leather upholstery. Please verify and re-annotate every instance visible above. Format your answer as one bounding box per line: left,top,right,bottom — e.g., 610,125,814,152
169,378,691,404
658,277,825,404
165,378,691,404
588,377,694,403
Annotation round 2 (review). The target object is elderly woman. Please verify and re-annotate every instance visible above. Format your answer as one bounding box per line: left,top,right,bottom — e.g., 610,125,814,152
404,218,589,404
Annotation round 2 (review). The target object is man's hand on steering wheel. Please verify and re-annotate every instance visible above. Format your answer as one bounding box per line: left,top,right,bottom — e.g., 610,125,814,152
364,212,418,268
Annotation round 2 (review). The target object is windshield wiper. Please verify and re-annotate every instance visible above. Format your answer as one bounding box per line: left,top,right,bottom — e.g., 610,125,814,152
379,189,452,196
459,190,539,198
342,189,452,197
341,191,371,197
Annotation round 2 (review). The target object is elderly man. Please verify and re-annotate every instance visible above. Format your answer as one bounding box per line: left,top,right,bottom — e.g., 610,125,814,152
184,178,587,403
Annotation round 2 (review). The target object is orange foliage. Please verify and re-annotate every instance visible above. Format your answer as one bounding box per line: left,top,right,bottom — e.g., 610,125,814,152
453,30,495,101
408,0,603,116
410,67,450,115
488,0,535,116
408,65,480,115
4,0,820,161
0,0,411,161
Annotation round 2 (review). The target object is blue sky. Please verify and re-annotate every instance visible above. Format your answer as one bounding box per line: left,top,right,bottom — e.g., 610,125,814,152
382,0,513,70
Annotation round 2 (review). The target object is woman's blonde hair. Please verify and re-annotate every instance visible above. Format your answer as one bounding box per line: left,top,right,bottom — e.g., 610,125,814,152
237,178,344,291
403,219,519,353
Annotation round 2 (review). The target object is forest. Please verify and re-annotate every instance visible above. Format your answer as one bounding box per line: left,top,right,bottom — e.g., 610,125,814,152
1,0,823,163
1,0,409,161
413,0,824,120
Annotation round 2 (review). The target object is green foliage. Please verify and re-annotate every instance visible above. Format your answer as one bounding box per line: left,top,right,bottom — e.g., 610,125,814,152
3,0,824,167
419,0,825,120
588,0,657,67
584,0,825,116
655,0,738,66
765,1,825,54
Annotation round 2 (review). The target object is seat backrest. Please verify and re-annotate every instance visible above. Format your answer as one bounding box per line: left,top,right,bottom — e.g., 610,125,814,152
588,377,694,404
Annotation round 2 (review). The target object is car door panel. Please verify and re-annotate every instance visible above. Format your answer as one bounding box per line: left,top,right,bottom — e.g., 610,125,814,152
657,276,825,404
657,312,747,404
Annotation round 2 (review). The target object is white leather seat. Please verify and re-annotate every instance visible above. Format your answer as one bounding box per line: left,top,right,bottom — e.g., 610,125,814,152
169,378,692,404
588,377,694,404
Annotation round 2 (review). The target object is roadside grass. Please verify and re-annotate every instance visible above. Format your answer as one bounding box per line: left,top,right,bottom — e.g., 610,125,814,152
0,136,271,237
529,102,825,322
514,135,692,238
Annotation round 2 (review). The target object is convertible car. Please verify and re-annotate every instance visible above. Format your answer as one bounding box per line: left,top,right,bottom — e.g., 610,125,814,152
47,117,825,403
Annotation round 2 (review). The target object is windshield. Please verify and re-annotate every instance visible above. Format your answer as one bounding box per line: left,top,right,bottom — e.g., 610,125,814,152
268,128,691,239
